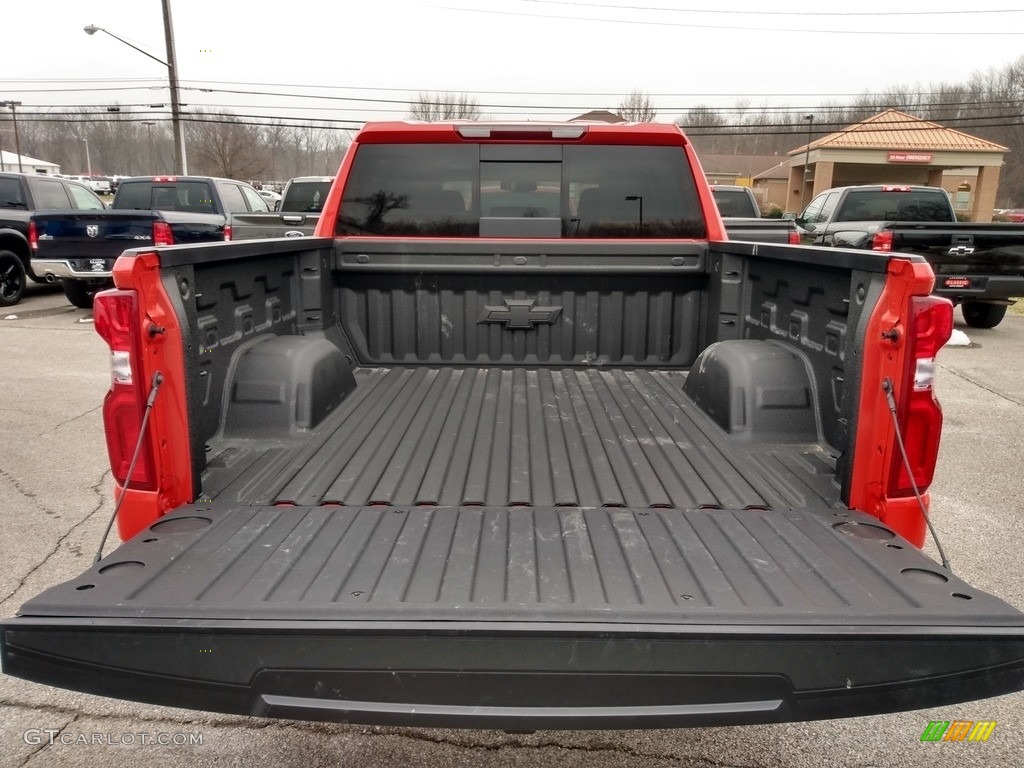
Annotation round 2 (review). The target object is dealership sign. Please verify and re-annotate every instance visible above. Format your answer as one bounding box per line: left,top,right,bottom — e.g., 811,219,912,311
888,152,934,163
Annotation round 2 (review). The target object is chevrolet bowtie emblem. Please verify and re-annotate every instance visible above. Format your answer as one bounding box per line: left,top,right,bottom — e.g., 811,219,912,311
478,299,563,330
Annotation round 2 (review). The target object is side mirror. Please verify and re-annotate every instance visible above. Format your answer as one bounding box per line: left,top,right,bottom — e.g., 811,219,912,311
782,212,796,221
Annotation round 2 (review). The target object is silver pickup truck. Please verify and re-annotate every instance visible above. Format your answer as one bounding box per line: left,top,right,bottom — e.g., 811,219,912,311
226,176,333,240
712,185,798,244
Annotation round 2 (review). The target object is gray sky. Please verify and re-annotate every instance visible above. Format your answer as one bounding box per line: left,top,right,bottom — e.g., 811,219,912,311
2,0,1023,132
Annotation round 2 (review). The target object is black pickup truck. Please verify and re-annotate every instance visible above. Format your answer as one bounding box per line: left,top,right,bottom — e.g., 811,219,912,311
226,176,334,241
795,185,1024,328
30,175,268,308
0,172,107,307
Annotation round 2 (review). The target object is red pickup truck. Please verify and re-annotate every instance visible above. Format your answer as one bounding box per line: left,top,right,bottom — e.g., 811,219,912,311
3,121,1022,730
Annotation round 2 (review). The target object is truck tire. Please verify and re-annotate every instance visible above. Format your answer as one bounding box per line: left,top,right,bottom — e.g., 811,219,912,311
962,302,1007,329
61,279,100,309
0,249,26,307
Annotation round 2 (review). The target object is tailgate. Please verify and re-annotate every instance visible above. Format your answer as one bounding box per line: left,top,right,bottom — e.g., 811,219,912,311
229,212,319,240
34,211,157,261
3,503,1023,729
892,224,1024,274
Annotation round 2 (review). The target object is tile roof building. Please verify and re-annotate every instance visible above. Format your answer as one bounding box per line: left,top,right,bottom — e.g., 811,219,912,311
786,110,1006,221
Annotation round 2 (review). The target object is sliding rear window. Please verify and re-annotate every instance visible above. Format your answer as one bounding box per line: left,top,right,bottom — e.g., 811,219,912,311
115,181,216,213
336,143,705,238
834,190,954,223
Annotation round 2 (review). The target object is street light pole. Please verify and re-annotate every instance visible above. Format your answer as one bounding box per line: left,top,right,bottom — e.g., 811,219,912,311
84,2,188,174
144,121,156,173
799,113,814,211
1,101,24,173
83,138,92,177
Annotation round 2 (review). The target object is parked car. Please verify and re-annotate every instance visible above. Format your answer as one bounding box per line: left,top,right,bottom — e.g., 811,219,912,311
226,176,334,240
66,175,112,195
1004,208,1024,223
710,184,761,218
30,175,268,307
258,189,282,210
795,184,1024,328
711,185,798,243
0,172,106,306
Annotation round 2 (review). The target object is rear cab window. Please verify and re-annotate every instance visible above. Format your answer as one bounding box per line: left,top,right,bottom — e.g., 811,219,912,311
711,188,758,218
834,189,955,222
115,180,217,213
337,143,705,238
282,180,332,212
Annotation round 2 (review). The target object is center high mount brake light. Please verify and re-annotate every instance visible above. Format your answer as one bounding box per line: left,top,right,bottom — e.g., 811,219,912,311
455,124,588,140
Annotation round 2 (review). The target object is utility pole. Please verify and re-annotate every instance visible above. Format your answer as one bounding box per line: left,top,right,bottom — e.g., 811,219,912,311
1,101,24,172
160,0,187,174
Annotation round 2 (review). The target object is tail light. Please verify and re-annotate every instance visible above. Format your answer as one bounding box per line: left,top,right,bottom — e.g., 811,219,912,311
94,290,156,491
872,230,893,251
788,230,801,245
224,224,232,242
887,295,953,497
28,220,38,250
153,220,174,247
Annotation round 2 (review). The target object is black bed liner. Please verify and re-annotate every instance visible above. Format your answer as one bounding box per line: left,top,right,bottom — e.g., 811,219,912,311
17,504,1023,626
5,503,1024,727
202,366,841,511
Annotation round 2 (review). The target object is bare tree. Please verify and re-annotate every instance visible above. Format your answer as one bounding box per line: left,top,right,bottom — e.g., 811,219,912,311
189,110,266,180
408,92,480,121
618,89,657,122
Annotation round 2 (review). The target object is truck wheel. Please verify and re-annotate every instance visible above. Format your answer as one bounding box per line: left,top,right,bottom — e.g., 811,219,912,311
61,280,100,309
962,302,1007,329
0,249,26,307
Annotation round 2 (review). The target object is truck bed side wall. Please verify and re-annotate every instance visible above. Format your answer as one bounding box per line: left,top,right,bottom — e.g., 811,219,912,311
161,239,335,484
706,242,884,466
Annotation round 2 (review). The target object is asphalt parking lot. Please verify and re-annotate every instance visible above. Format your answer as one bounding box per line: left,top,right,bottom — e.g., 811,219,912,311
1,281,1022,768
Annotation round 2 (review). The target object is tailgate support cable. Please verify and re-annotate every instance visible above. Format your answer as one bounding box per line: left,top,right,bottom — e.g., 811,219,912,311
882,377,952,572
93,371,164,563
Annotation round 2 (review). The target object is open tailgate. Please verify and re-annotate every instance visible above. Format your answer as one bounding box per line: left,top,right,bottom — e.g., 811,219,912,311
3,503,1023,729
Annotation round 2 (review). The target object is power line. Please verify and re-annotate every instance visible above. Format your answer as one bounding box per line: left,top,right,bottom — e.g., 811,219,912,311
432,3,1024,34
13,95,1024,117
521,0,1024,17
5,76,1024,100
10,110,1023,135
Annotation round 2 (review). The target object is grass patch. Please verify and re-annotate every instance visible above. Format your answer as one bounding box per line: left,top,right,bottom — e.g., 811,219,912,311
1010,300,1024,317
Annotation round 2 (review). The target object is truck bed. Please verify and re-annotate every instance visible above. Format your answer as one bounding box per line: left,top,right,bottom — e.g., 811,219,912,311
5,237,1024,729
202,366,839,511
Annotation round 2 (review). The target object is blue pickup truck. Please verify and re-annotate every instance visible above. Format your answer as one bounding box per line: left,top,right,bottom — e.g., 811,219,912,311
30,175,268,307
